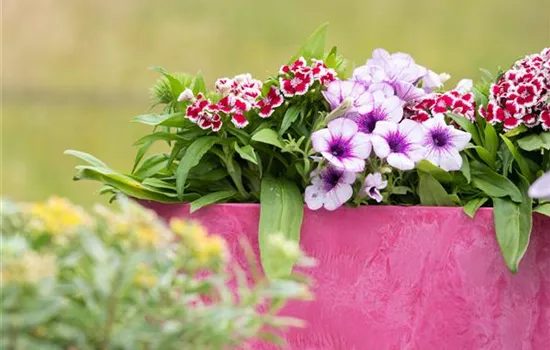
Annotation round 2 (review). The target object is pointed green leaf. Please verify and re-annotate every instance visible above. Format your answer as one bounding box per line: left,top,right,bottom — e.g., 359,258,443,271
417,172,455,206
493,176,532,273
463,197,488,218
517,132,550,151
234,143,258,165
470,161,522,202
484,123,499,158
64,150,109,169
149,66,184,97
134,132,186,146
190,190,237,213
259,177,304,279
132,112,186,126
280,105,302,135
291,23,328,62
192,70,206,95
416,160,453,183
460,153,471,183
500,135,534,182
132,154,169,179
252,129,284,149
176,136,219,199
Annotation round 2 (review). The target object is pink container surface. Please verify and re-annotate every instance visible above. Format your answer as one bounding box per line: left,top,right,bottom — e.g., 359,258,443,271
140,202,550,350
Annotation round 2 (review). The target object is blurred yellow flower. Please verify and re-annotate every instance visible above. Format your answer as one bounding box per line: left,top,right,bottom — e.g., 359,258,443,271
134,263,158,289
1,251,57,285
170,219,227,265
27,197,91,243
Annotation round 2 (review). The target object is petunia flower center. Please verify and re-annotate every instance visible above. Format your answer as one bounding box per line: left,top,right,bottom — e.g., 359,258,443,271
329,139,351,158
430,128,451,148
322,168,343,191
386,132,408,153
358,108,386,134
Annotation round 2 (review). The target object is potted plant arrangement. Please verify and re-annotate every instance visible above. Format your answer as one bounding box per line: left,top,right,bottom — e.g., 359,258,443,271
67,25,550,348
1,196,313,349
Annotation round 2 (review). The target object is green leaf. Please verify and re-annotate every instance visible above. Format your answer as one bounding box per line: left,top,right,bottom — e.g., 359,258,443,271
448,113,481,146
131,113,182,126
503,124,528,138
390,186,413,195
192,70,206,95
280,105,302,135
471,146,496,169
534,203,550,217
73,166,179,202
252,129,284,149
259,177,304,279
416,160,453,183
149,66,184,97
234,143,258,165
64,150,109,169
463,197,488,218
190,191,237,213
470,161,522,202
517,132,550,151
291,23,328,61
493,176,532,273
132,140,154,172
134,132,185,146
500,135,534,182
176,137,219,199
484,123,499,159
417,172,455,206
132,154,169,179
460,153,471,183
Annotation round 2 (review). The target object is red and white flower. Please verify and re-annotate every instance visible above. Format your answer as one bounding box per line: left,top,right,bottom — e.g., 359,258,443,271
185,93,223,132
279,70,314,97
256,86,284,118
278,57,336,97
480,47,550,130
405,89,476,123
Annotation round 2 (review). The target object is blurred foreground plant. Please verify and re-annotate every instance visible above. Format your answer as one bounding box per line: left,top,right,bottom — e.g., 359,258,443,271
0,197,314,350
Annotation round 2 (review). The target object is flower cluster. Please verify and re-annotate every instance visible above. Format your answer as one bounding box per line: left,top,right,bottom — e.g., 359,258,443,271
279,57,337,97
405,81,476,122
352,48,450,102
479,47,550,130
306,50,471,211
179,58,335,131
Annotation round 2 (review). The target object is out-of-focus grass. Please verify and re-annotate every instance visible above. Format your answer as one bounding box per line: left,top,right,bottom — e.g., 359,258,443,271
2,0,549,205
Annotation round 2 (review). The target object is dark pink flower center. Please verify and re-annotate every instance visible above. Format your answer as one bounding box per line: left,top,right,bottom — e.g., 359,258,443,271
386,132,408,153
322,168,343,191
430,128,451,148
358,108,386,133
329,139,351,158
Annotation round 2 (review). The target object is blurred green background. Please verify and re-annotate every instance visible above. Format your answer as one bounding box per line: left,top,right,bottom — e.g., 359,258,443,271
2,0,549,206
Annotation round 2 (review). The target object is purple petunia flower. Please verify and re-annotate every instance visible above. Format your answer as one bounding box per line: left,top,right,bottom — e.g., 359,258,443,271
419,114,471,171
350,88,404,135
352,48,448,103
371,120,425,171
305,166,356,211
361,172,388,203
311,119,371,173
529,171,550,199
322,80,372,118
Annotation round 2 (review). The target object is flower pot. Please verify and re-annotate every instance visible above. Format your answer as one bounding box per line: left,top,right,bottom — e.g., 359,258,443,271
140,202,550,350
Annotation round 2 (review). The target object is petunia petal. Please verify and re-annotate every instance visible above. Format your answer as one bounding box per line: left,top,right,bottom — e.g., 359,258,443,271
387,153,415,170
311,129,332,153
305,185,325,210
349,132,372,159
324,183,353,211
437,149,463,172
529,171,550,199
328,118,359,140
371,135,391,158
399,119,425,144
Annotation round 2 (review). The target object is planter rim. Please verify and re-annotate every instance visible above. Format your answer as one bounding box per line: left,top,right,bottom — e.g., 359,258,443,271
138,200,495,214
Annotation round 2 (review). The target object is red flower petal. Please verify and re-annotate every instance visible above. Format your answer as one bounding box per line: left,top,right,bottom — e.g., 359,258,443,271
503,116,522,130
231,113,249,128
541,110,550,130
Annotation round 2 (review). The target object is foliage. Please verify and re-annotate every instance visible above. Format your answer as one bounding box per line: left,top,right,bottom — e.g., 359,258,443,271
65,25,550,275
0,197,314,349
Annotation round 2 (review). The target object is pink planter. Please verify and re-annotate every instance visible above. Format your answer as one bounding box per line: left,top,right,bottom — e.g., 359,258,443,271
140,202,550,350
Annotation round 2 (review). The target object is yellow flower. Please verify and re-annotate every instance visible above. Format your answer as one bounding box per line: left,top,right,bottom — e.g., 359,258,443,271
1,251,57,285
169,219,227,265
27,197,91,243
134,263,158,289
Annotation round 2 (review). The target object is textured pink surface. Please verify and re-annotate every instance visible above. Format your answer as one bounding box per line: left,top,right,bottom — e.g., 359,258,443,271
140,202,550,350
